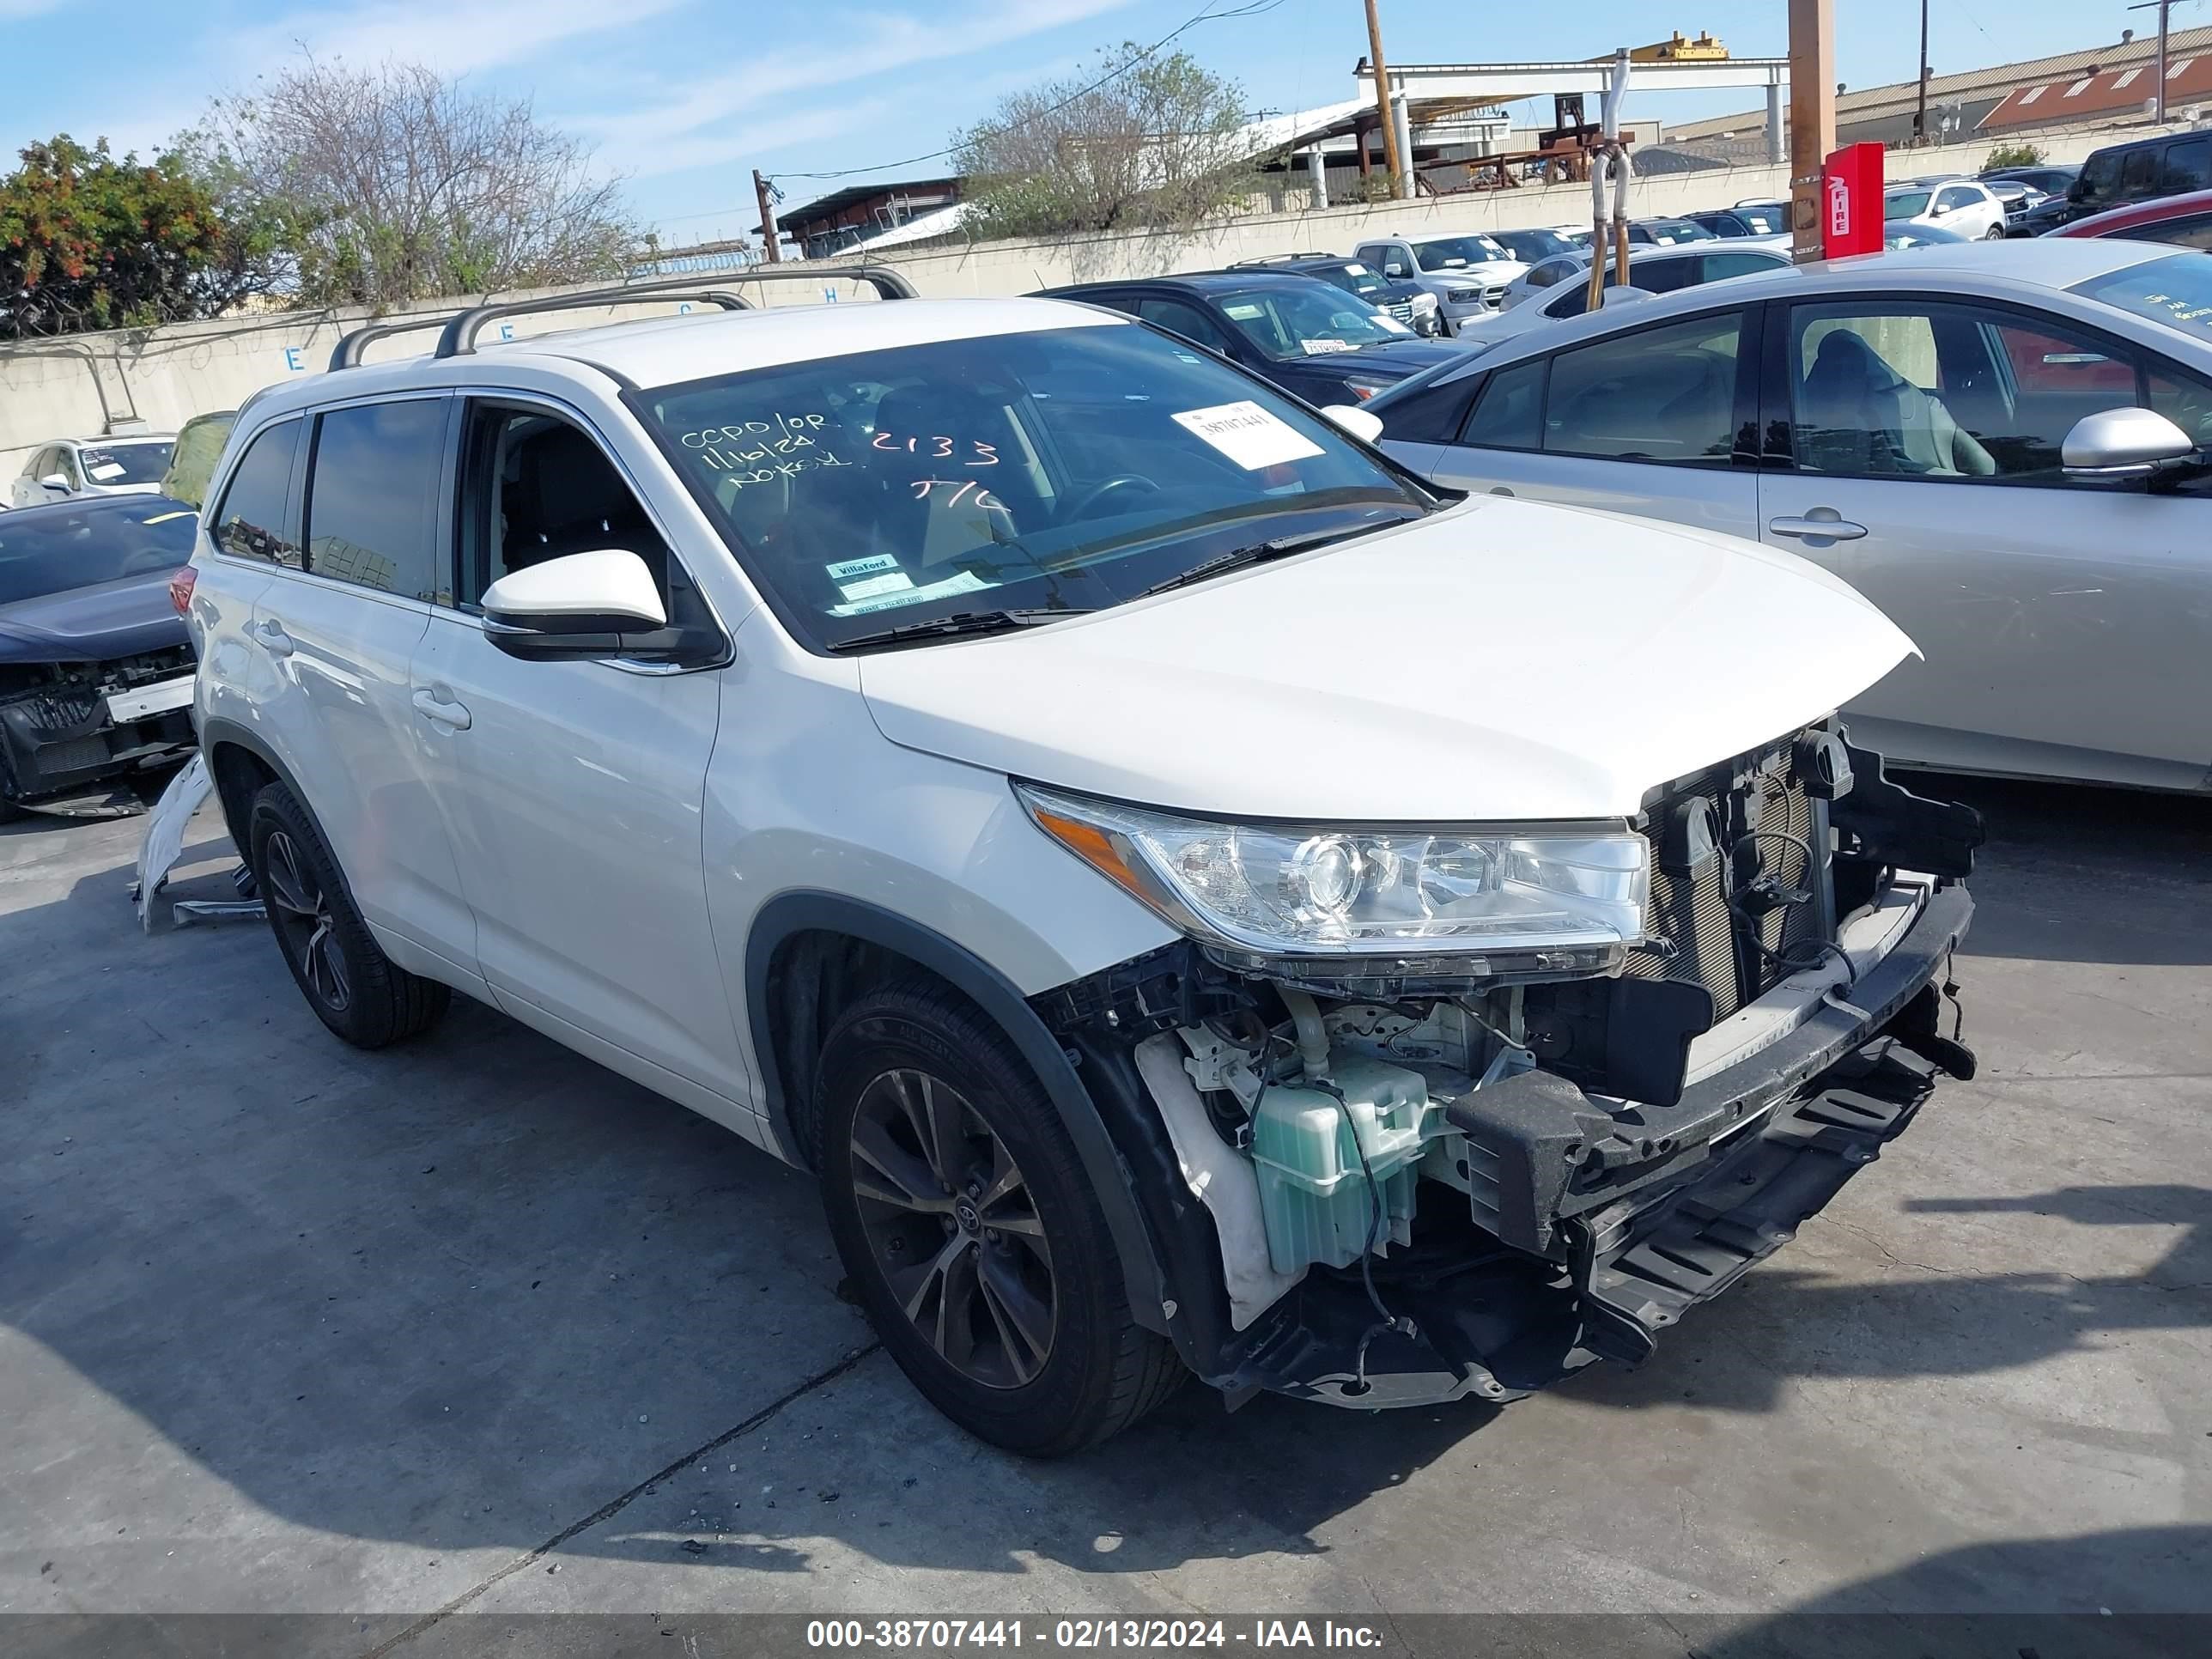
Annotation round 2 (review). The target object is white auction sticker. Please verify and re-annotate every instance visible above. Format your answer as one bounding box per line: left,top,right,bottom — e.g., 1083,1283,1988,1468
838,571,914,602
1170,401,1326,470
826,554,898,580
830,568,992,617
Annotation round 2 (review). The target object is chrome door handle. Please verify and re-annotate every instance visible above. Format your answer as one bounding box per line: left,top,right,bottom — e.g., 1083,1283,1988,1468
1767,514,1868,542
411,688,471,730
252,618,295,656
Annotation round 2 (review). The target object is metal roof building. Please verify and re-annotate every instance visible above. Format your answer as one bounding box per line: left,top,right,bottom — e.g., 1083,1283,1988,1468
1666,24,2212,150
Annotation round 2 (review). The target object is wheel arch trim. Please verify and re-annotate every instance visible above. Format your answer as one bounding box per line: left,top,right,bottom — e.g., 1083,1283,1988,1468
743,890,1172,1336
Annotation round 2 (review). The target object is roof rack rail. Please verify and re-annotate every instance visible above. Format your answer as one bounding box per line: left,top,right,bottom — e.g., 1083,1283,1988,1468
1225,251,1339,267
433,283,759,360
329,311,470,372
431,263,921,360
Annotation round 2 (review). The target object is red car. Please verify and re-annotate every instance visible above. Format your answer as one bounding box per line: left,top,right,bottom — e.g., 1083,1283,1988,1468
2051,188,2212,250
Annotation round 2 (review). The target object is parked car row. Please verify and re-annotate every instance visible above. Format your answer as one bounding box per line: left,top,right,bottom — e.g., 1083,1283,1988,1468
8,432,175,509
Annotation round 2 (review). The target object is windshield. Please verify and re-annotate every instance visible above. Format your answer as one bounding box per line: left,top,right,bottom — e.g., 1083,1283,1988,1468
1640,221,1716,245
1734,204,1786,234
638,324,1429,651
76,441,172,486
1885,190,1932,220
1489,228,1576,263
1316,263,1390,301
0,501,195,605
1214,284,1408,357
2071,252,2212,343
1414,235,1510,270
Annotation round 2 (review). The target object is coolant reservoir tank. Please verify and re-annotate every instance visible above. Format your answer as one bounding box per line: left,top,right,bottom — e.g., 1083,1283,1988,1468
1249,1055,1432,1274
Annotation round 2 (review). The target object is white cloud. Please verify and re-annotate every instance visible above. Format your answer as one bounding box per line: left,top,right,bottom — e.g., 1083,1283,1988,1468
236,0,687,80
578,0,1133,175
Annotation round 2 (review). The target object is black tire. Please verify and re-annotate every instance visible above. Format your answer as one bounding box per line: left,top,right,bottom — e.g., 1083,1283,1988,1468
814,981,1184,1455
246,781,449,1048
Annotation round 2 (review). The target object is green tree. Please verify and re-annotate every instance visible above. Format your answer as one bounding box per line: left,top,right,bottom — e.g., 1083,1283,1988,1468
1983,142,2048,169
0,135,271,338
953,45,1269,239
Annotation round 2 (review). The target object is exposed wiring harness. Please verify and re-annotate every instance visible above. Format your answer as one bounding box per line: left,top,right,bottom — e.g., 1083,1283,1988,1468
1724,827,1861,990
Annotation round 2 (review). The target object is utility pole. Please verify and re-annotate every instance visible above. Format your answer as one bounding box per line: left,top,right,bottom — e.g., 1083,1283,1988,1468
1788,0,1838,262
1913,0,1929,145
2129,1,2177,124
753,168,782,264
1364,0,1406,198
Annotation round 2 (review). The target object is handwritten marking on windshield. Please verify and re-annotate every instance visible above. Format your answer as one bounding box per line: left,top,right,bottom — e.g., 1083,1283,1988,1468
872,431,1000,465
910,478,1011,512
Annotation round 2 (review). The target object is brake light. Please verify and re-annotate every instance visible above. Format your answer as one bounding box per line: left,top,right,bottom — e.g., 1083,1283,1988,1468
169,566,197,617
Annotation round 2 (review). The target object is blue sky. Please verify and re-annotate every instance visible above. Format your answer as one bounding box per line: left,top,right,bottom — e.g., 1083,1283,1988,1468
0,0,2191,242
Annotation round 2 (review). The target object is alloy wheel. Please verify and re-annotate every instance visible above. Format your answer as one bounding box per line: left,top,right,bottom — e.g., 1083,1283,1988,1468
848,1068,1055,1389
262,829,352,1013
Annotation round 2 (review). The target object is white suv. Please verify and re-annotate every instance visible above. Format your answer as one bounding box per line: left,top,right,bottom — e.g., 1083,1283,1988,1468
181,274,1981,1453
1352,233,1529,333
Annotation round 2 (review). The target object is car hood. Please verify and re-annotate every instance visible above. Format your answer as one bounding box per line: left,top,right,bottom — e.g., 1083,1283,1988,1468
0,569,191,665
1327,337,1468,377
1426,260,1528,289
856,497,1917,823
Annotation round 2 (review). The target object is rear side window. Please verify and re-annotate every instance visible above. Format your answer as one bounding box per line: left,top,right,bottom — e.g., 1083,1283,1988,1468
1703,251,1781,283
303,399,447,602
2125,212,2212,251
2122,148,2160,197
212,419,303,567
2160,139,2212,192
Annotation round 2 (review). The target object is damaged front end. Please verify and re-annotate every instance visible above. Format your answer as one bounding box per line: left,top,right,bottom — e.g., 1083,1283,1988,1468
0,647,198,814
1030,726,1983,1410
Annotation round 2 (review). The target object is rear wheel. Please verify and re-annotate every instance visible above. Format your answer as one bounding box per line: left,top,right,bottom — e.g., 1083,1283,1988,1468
814,982,1183,1455
248,781,449,1048
1983,222,2006,240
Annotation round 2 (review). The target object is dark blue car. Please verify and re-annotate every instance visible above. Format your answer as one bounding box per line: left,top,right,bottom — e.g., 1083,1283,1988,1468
0,494,198,818
1032,270,1468,407
1223,252,1443,335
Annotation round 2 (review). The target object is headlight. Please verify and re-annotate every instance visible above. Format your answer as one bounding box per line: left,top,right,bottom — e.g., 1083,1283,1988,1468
1018,784,1648,966
1409,293,1438,313
1446,287,1482,303
1341,379,1392,401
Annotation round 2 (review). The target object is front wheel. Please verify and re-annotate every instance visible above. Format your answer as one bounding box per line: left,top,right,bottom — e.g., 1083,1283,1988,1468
814,982,1183,1455
1983,222,2006,240
247,781,450,1048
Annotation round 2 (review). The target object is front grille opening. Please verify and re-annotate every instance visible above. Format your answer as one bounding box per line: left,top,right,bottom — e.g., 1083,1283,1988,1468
1623,738,1834,1021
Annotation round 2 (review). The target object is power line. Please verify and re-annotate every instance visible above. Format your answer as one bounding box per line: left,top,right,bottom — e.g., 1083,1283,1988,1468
769,0,1287,185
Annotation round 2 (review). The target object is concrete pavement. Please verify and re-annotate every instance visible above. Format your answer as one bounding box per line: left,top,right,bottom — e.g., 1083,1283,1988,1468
2,775,2207,1647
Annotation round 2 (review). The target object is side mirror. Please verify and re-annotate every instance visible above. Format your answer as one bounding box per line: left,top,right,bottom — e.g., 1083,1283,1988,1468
2061,407,2203,480
480,548,719,665
39,473,70,493
1321,404,1385,444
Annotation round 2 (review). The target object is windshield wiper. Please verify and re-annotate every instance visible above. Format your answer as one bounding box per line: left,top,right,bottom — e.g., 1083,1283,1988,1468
1127,523,1405,602
827,607,1094,653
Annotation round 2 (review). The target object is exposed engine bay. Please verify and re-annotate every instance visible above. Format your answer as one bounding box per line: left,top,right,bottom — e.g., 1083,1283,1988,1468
0,645,198,814
1037,726,1984,1409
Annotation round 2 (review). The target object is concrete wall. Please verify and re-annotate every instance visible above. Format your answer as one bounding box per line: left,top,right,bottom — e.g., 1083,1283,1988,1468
0,122,2192,480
